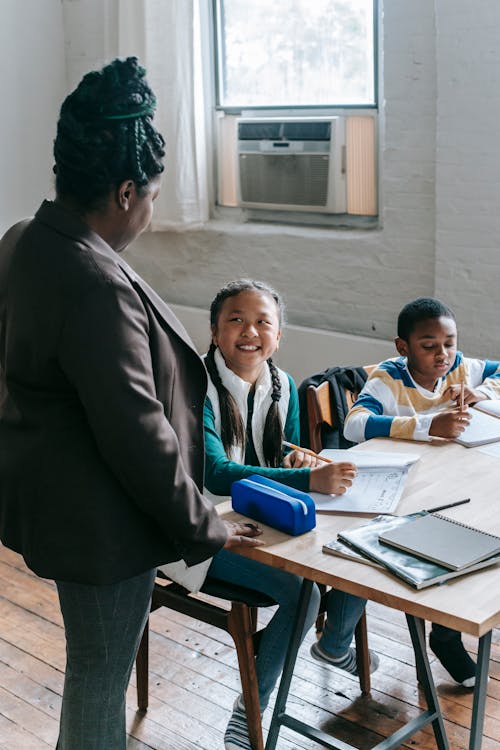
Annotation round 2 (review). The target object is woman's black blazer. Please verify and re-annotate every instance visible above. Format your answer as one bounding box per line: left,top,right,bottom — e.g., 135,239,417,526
0,201,227,584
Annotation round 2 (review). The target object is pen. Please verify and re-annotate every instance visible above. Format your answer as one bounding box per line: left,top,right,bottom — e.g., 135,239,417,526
425,498,470,513
282,440,334,464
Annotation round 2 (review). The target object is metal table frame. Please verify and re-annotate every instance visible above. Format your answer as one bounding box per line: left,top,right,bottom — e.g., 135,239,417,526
264,579,492,750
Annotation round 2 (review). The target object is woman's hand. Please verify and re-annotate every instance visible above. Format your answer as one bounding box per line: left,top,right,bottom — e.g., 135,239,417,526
222,520,264,549
442,384,487,406
308,462,357,495
283,449,320,468
429,409,471,439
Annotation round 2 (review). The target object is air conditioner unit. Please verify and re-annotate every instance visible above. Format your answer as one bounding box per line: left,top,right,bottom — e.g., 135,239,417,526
237,116,346,213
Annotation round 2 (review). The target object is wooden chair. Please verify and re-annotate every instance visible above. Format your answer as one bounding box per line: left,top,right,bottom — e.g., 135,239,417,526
306,365,376,455
135,573,275,750
306,365,376,695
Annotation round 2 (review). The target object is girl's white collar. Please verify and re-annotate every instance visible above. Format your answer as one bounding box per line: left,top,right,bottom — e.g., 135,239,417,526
214,346,271,395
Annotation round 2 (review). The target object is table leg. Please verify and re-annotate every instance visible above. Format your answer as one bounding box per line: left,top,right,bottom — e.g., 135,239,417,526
406,614,449,750
265,596,456,750
469,630,492,750
265,578,314,750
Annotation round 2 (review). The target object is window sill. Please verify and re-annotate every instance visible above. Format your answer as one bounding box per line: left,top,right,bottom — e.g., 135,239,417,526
210,205,379,235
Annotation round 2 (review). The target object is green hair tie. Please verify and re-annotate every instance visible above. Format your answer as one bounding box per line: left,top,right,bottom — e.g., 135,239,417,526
101,105,156,121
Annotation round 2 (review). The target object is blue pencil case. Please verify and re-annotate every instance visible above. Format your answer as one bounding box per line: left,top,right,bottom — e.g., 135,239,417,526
231,474,316,536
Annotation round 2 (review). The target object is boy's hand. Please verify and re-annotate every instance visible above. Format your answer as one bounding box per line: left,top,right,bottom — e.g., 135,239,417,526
223,520,264,549
283,449,319,468
309,462,357,495
429,409,471,439
442,384,488,406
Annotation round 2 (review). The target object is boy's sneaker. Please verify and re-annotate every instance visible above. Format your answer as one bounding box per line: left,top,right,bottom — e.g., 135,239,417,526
310,641,379,676
429,632,476,688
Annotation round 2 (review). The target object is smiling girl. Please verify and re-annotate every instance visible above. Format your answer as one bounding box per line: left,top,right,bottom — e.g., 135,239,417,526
203,279,377,750
204,279,357,494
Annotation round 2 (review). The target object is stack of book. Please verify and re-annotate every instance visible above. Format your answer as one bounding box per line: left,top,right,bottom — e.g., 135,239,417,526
324,511,500,589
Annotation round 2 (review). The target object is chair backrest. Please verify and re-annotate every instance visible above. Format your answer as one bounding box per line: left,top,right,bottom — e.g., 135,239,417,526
306,365,375,453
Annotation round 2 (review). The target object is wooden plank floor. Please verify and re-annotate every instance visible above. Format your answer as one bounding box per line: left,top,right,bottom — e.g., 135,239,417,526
0,542,499,750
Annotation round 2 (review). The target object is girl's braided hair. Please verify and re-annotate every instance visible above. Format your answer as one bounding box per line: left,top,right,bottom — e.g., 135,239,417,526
54,57,165,211
206,279,286,467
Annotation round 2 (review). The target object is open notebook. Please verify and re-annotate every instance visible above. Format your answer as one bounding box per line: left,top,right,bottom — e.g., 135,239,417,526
311,450,419,515
319,450,420,469
454,408,500,447
474,399,500,419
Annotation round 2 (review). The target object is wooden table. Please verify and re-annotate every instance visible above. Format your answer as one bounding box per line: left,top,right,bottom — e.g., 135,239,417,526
220,438,500,750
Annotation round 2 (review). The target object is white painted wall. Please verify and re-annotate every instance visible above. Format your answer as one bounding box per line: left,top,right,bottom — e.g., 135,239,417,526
2,0,500,361
0,0,66,233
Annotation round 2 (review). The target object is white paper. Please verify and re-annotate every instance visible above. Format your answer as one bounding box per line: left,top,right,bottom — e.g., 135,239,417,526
320,449,420,469
158,557,212,593
311,467,408,514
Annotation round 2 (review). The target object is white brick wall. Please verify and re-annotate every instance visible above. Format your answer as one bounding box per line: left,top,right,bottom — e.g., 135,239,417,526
435,0,500,357
125,0,439,348
0,0,66,232
3,0,500,360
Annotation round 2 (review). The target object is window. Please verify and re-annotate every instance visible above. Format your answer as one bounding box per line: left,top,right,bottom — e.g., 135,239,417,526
213,0,378,223
215,0,376,110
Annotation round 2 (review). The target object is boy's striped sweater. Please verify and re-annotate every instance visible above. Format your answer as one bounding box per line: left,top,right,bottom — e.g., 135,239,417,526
344,353,500,443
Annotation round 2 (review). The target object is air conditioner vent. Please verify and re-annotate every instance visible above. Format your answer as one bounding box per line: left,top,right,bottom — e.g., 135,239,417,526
237,116,346,213
282,121,331,141
239,154,330,206
238,121,282,140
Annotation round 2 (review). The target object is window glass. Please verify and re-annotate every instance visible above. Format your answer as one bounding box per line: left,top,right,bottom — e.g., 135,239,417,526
216,0,376,109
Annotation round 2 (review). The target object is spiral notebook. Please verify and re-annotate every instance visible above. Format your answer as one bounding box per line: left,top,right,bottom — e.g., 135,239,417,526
337,513,500,589
379,512,500,571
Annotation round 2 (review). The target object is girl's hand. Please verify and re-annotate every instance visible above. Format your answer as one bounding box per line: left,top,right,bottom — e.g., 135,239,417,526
442,384,487,406
309,462,357,495
283,449,319,468
429,409,471,439
222,520,264,549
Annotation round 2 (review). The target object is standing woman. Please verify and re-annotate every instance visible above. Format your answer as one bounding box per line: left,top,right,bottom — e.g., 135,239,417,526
0,58,260,749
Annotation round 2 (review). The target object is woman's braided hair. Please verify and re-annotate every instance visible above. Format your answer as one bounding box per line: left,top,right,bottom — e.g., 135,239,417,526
206,279,286,468
54,57,165,211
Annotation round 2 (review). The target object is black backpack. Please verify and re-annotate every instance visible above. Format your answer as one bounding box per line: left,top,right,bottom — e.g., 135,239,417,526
298,366,369,449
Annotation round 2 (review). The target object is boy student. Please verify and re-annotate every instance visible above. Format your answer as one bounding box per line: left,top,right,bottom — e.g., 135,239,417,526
340,296,500,687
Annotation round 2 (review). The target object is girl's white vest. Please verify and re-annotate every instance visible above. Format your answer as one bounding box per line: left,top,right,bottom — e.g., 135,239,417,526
205,346,290,465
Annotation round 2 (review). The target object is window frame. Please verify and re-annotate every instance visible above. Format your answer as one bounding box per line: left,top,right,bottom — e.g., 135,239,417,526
212,0,379,114
210,0,380,226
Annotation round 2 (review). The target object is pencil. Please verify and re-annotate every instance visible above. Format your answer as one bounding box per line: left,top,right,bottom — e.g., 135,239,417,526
425,498,470,513
460,382,465,411
282,440,334,463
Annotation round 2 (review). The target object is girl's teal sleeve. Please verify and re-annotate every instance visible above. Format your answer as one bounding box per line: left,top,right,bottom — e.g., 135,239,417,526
203,378,310,496
284,373,302,445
